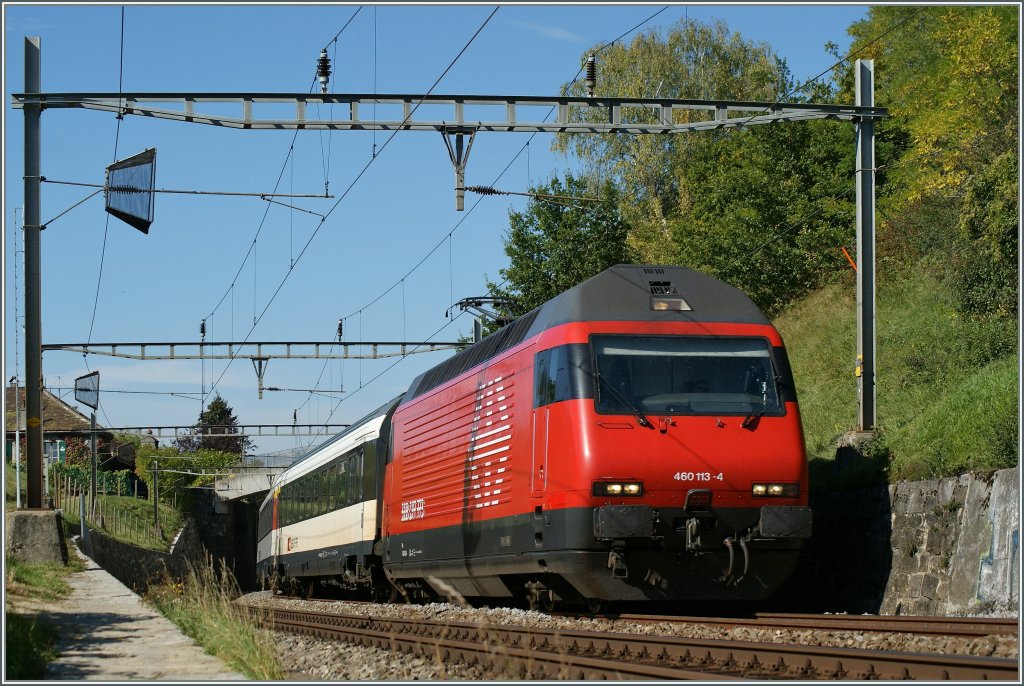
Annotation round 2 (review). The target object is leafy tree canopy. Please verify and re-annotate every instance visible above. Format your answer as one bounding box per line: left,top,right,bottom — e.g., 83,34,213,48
488,173,630,320
841,5,1018,202
554,18,790,263
173,393,254,456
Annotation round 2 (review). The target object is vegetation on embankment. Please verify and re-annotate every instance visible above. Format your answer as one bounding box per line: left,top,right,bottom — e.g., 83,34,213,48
146,560,284,680
58,489,184,552
777,262,1017,485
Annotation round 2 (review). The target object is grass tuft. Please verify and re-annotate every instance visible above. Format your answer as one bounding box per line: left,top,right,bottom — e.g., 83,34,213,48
5,612,60,679
4,554,83,679
146,557,284,680
5,555,84,601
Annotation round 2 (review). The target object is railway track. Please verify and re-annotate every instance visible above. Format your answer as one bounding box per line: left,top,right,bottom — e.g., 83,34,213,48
243,605,1019,680
573,611,1020,638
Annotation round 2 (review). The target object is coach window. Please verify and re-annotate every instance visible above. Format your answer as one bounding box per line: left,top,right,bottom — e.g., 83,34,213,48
301,477,310,521
337,460,348,508
351,450,363,502
325,463,334,512
319,469,328,516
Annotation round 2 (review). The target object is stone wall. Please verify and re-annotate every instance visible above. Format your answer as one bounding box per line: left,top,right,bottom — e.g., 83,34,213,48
881,467,1019,616
777,467,1019,616
75,517,207,593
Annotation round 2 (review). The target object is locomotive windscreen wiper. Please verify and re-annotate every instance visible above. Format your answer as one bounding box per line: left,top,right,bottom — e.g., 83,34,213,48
594,371,652,428
742,380,770,429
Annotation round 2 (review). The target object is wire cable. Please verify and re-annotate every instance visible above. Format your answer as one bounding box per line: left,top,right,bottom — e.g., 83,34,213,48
200,7,500,409
293,7,671,427
203,9,366,324
297,9,672,431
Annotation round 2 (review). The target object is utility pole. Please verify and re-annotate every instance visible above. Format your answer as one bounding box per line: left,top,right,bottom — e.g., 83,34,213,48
90,412,98,518
855,59,877,432
23,37,44,509
152,456,160,539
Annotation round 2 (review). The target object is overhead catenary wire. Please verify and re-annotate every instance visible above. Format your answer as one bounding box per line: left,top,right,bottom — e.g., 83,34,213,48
46,386,203,400
294,8,674,432
338,6,672,326
193,4,674,428
293,6,673,427
82,4,127,431
40,178,330,199
202,7,366,327
200,6,500,410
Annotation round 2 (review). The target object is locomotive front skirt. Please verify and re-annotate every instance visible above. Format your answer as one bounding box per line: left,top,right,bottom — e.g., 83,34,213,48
258,265,812,606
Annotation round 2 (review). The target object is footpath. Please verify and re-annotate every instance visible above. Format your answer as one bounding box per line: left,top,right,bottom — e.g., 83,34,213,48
12,540,246,681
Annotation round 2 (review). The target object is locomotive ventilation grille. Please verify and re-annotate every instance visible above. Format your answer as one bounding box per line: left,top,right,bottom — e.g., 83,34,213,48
407,309,540,401
648,280,678,295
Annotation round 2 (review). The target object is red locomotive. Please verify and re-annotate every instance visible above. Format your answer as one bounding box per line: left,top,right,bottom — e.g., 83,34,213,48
258,265,811,607
379,264,810,608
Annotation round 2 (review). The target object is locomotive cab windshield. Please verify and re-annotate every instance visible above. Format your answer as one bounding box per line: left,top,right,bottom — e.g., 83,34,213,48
591,335,783,417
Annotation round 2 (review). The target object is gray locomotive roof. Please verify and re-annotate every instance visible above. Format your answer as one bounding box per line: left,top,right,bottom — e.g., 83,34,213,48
403,265,769,402
523,264,770,337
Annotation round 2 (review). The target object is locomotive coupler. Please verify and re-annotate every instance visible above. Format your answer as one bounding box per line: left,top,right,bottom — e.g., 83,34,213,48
607,549,628,579
683,517,703,551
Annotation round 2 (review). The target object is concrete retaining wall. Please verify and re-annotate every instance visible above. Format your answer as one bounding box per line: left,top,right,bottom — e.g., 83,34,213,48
74,518,207,593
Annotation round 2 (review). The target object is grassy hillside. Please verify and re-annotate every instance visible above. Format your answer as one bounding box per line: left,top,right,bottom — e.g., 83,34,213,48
777,262,1017,486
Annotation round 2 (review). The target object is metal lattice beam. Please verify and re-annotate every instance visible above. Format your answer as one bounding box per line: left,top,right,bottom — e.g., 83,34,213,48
53,424,348,439
41,340,463,361
11,92,887,134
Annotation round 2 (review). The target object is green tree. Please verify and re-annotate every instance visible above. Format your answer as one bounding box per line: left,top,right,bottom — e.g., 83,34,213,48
838,6,1018,317
135,445,242,505
672,88,856,314
842,6,1017,203
555,18,789,263
173,393,254,456
488,174,630,318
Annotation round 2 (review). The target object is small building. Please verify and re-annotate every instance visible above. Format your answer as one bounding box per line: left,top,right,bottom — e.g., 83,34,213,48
4,382,114,467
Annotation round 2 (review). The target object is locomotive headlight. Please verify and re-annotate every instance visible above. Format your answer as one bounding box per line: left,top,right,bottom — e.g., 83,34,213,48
751,482,798,497
593,481,644,497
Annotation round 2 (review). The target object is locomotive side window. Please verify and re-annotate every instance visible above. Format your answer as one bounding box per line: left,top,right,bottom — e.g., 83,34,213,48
591,335,783,417
534,343,594,408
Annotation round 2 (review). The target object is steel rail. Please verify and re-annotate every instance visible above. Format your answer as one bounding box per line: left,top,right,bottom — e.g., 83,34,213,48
245,607,741,680
244,606,1019,681
575,611,1020,638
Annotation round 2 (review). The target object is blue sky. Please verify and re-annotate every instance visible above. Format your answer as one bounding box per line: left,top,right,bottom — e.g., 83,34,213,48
4,3,869,456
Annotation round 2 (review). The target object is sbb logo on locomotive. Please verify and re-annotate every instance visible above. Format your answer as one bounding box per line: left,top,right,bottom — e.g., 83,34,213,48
401,498,425,522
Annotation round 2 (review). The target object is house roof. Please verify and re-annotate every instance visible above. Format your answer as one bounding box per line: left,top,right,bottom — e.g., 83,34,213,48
4,385,107,434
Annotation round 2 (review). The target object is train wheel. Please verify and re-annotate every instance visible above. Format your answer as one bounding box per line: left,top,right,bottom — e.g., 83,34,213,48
538,590,557,613
585,597,603,615
372,583,399,604
526,585,556,613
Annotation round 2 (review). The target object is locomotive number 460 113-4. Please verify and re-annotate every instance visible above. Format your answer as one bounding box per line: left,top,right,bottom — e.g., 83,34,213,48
673,472,724,482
